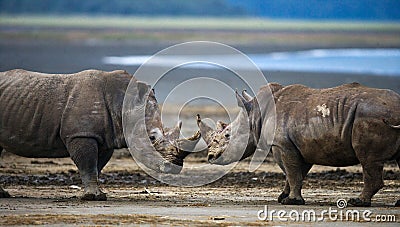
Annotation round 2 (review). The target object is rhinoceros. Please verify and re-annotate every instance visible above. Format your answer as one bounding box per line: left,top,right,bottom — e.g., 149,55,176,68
198,82,400,207
0,69,200,200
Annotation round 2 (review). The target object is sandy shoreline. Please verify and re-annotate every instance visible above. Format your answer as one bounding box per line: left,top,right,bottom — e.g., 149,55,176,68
1,153,399,226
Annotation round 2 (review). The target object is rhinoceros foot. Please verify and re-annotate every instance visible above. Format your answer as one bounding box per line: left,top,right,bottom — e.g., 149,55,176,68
348,198,371,207
81,192,107,201
395,200,400,207
0,188,10,198
280,197,305,205
277,192,289,203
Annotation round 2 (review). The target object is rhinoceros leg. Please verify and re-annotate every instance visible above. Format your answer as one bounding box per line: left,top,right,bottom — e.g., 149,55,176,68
281,163,312,205
396,159,400,207
67,138,106,201
348,161,384,207
97,150,114,174
0,147,10,198
273,150,290,202
277,165,313,203
278,180,290,203
274,146,312,205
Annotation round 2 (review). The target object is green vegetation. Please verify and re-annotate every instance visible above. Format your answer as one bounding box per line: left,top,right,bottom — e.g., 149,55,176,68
1,15,400,32
1,15,399,46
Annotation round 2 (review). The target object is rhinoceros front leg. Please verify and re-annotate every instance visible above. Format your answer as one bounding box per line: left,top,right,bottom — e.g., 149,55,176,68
277,163,313,203
281,162,312,205
348,161,384,207
67,138,106,201
97,149,114,175
278,180,290,203
274,146,312,205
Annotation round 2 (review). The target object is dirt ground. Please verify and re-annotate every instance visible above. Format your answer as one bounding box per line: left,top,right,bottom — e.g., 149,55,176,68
0,150,399,226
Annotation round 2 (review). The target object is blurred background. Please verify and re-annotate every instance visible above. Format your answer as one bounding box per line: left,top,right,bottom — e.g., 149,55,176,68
1,0,400,133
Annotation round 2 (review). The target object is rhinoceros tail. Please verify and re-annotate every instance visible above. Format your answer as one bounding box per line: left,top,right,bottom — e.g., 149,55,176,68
383,119,400,129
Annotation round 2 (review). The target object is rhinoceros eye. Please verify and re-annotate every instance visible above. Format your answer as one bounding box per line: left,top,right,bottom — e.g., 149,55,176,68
149,136,156,141
225,134,230,138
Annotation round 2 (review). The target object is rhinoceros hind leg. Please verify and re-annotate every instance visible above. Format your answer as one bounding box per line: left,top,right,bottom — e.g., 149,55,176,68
396,159,400,207
348,198,371,207
67,138,107,201
273,152,290,203
0,147,10,198
349,161,384,207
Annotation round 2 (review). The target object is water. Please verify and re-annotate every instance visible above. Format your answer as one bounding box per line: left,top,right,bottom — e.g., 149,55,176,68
103,48,400,76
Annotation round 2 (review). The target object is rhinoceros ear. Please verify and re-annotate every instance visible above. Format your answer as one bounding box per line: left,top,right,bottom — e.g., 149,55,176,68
137,82,151,103
165,121,182,140
216,120,228,131
236,90,252,112
268,82,284,94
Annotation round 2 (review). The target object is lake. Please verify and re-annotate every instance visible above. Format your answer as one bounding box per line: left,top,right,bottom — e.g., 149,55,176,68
103,48,400,76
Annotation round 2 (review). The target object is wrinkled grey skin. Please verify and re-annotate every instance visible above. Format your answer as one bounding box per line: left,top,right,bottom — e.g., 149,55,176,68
0,69,199,200
199,82,400,207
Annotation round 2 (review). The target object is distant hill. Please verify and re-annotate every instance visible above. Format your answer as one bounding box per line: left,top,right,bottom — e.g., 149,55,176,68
228,0,400,20
0,0,246,16
1,0,399,20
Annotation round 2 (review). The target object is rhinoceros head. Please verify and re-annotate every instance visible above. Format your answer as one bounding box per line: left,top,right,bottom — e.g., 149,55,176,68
197,90,257,165
124,82,200,174
149,120,201,174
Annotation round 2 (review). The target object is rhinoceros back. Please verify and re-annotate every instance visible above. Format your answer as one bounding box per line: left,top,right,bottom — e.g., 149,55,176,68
272,83,400,166
0,69,70,157
0,69,126,158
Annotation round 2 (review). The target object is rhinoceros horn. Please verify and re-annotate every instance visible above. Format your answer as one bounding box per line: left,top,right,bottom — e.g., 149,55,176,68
164,120,201,151
241,89,253,102
176,130,201,158
126,82,198,174
151,123,200,175
196,114,214,145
